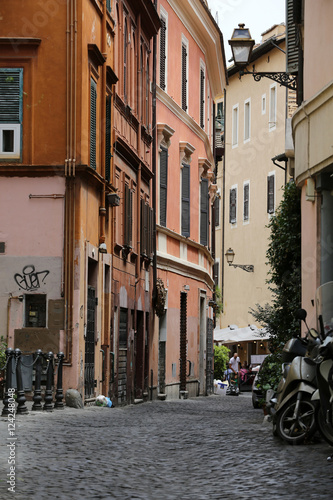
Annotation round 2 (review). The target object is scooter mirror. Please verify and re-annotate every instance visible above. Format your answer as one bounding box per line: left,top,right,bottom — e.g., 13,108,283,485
295,308,307,321
309,328,318,339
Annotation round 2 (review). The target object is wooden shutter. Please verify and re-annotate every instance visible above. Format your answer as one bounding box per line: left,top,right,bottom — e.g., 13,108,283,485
90,78,97,170
105,95,111,182
125,184,133,246
124,20,127,100
213,261,219,287
200,67,205,128
200,179,209,246
229,188,237,224
181,43,187,111
106,0,111,13
160,17,166,91
286,0,300,73
0,69,23,123
160,147,168,227
243,184,249,221
267,175,275,214
181,163,190,237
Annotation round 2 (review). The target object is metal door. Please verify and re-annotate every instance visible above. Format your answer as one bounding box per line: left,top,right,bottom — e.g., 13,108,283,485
206,318,214,395
180,292,187,392
85,286,95,398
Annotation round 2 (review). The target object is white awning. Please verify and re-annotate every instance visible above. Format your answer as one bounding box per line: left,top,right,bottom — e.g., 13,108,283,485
214,325,270,344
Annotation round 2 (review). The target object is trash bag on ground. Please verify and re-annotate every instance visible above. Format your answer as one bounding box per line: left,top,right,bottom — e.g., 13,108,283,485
96,395,112,407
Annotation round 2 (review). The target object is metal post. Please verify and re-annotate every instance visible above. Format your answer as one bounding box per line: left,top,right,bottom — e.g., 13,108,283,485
54,352,64,409
150,369,153,401
32,349,43,411
43,351,54,412
15,348,28,415
2,348,15,416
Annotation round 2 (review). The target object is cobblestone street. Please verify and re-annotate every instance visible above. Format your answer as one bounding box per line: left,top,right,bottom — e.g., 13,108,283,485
1,393,333,499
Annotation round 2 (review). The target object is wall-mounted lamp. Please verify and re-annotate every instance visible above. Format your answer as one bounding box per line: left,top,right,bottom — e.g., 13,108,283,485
225,247,254,272
228,24,297,91
183,285,190,291
99,243,107,254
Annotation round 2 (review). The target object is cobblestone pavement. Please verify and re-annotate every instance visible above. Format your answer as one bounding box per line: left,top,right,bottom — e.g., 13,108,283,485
1,393,333,500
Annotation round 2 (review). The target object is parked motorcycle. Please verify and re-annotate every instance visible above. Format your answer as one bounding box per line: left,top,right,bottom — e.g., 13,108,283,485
267,312,321,445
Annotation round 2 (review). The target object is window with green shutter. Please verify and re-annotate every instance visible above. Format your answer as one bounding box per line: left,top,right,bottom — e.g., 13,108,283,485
0,68,23,159
229,187,237,224
214,197,220,227
160,146,168,227
181,163,190,237
200,179,209,246
90,78,97,170
124,183,133,247
267,175,275,214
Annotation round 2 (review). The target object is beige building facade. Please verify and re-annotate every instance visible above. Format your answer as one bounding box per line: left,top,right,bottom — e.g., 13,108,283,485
215,25,292,362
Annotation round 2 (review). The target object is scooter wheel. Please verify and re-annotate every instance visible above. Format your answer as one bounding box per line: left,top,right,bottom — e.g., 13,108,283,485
316,406,333,447
276,394,317,445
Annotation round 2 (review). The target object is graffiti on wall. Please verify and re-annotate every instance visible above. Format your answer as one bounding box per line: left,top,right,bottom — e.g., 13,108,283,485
14,265,49,291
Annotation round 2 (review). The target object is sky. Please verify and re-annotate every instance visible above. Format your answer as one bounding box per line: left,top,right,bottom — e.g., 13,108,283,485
206,0,286,64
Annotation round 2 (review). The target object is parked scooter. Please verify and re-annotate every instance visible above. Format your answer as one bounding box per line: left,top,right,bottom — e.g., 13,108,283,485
308,282,333,448
267,313,321,444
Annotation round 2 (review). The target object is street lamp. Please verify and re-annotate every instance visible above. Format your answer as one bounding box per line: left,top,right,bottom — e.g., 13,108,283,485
225,247,254,273
228,24,297,91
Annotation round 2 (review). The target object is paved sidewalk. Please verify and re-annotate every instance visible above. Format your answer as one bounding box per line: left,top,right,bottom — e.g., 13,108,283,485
1,393,333,499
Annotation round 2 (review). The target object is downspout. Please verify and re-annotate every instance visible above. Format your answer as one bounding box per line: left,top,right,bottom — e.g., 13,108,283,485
100,0,107,250
221,87,226,313
152,0,157,306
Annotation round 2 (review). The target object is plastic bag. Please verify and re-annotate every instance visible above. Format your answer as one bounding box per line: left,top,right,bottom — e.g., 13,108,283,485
96,395,112,407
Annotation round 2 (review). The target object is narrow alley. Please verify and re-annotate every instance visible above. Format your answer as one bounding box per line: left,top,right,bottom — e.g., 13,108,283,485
1,394,332,499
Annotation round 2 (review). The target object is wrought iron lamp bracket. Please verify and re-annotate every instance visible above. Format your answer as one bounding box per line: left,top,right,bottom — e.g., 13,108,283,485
240,65,297,91
228,263,254,273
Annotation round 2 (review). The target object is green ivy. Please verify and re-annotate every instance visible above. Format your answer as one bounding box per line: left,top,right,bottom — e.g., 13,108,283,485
214,345,230,380
0,335,7,370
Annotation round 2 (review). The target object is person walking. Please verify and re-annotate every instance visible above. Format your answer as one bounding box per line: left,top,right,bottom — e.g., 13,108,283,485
229,352,241,386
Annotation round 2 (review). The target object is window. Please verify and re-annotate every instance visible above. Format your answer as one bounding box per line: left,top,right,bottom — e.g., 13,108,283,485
140,199,153,257
262,94,266,115
267,174,275,214
181,163,190,237
25,294,46,328
269,84,277,130
124,19,128,100
159,10,167,91
213,261,219,287
181,37,188,112
105,95,111,182
146,57,149,128
229,186,237,224
214,196,220,227
200,63,205,129
90,78,97,169
0,68,23,159
232,104,239,147
244,99,250,142
243,182,249,221
200,178,209,246
159,146,168,227
124,183,133,246
106,0,111,13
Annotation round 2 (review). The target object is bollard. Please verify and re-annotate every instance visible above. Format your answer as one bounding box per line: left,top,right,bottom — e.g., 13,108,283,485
54,352,64,409
32,350,43,411
15,348,28,415
2,348,15,417
43,352,54,411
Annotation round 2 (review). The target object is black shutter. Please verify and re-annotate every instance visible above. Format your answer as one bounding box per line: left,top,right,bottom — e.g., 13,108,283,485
160,17,166,91
214,197,220,227
0,69,22,123
229,188,237,224
200,179,209,246
181,43,187,111
200,68,205,128
243,184,249,221
90,78,97,170
160,147,168,227
267,175,275,214
181,163,190,237
105,95,111,182
213,261,219,287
